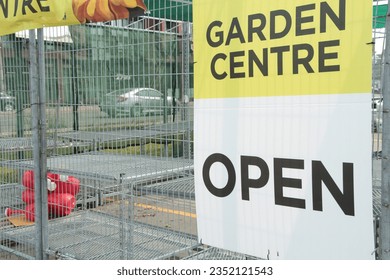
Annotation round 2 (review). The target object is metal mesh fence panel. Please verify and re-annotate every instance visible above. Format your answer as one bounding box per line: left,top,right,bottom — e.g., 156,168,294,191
372,0,386,259
0,0,385,260
0,0,198,260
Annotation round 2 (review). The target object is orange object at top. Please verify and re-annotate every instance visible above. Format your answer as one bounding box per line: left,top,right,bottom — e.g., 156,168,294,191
72,0,147,24
0,0,148,37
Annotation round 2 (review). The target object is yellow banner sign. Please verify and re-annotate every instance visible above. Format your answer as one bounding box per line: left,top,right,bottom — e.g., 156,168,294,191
194,0,372,98
0,0,147,36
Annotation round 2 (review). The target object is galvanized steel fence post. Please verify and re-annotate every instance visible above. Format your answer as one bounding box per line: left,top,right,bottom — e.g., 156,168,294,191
29,29,49,260
37,28,49,260
380,7,390,260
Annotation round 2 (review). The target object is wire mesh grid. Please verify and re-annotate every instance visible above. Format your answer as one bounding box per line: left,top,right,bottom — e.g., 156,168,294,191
184,247,260,260
373,188,382,218
1,210,198,260
129,176,196,235
133,175,195,199
0,184,24,210
1,175,199,260
1,0,196,257
0,0,386,260
1,152,193,181
0,136,91,156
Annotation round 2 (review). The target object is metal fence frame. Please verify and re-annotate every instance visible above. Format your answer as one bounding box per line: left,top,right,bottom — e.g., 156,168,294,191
0,0,387,260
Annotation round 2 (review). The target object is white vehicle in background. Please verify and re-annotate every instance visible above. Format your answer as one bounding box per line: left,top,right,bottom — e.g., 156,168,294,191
99,88,173,118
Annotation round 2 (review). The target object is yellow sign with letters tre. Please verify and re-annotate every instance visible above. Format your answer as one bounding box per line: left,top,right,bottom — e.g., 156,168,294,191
0,0,147,37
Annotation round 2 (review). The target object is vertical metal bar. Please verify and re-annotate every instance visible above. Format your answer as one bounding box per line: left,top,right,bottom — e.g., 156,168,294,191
181,22,190,122
29,29,41,259
0,40,4,92
71,46,79,132
172,43,177,123
119,173,126,259
380,7,390,260
37,28,49,260
127,180,134,260
30,29,48,260
181,21,191,159
15,37,24,159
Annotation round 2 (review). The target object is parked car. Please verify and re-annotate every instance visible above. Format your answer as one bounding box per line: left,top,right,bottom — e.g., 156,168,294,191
0,91,16,112
99,88,173,117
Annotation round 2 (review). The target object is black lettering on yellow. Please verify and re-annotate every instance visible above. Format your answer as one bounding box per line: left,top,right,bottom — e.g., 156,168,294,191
293,43,315,74
318,40,340,72
248,49,268,77
22,0,37,15
211,53,228,80
296,4,316,36
270,46,290,75
248,13,267,42
270,10,292,39
205,0,346,80
206,20,224,48
0,0,8,18
226,17,246,45
209,40,340,80
1,0,51,18
320,0,346,33
37,0,50,12
13,0,18,16
230,51,246,79
205,0,346,45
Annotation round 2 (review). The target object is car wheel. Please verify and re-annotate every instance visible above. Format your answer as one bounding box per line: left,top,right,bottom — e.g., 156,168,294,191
131,105,143,117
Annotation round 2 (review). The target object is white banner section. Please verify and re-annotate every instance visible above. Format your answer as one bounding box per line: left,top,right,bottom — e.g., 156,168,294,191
194,93,374,259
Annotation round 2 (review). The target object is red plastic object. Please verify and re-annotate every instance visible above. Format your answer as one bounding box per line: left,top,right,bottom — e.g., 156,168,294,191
49,174,80,195
47,193,76,217
22,190,35,204
7,193,76,221
22,170,34,189
5,204,35,222
22,170,80,195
